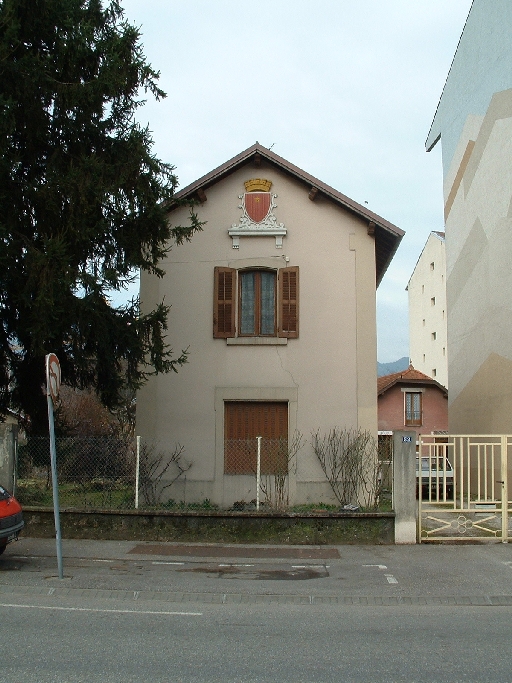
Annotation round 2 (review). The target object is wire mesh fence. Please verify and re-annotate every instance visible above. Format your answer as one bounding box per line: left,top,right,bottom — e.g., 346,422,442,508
13,433,392,511
225,436,294,511
16,436,137,510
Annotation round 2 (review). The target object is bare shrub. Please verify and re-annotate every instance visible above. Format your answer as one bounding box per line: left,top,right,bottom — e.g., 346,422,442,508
139,442,191,507
257,432,304,511
312,428,382,509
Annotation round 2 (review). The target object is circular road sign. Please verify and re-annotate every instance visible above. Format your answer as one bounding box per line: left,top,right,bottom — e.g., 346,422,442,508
45,353,61,402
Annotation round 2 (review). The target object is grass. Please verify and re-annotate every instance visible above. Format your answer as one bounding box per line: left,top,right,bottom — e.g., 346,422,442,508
16,479,393,513
16,479,134,510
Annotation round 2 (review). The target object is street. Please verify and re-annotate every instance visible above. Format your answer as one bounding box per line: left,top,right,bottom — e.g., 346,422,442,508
3,538,512,682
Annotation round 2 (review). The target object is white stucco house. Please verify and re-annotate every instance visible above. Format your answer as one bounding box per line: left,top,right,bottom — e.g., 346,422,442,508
136,143,403,507
426,0,512,433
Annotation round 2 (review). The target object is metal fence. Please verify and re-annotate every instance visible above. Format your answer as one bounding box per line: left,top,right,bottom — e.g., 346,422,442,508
16,436,137,510
14,433,389,512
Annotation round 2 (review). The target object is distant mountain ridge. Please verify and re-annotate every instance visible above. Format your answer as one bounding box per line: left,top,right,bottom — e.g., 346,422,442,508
377,356,409,377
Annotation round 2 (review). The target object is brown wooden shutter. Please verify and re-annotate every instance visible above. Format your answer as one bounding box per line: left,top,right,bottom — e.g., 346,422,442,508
278,266,299,338
224,401,288,474
213,267,236,338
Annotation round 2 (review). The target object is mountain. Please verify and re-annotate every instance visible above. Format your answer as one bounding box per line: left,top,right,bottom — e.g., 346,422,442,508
377,356,409,377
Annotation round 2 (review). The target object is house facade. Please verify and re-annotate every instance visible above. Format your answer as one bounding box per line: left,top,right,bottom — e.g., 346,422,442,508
136,143,403,507
378,365,448,446
407,232,448,388
426,0,512,433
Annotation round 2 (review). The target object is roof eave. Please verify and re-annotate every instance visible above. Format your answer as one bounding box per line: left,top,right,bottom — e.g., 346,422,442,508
170,143,404,286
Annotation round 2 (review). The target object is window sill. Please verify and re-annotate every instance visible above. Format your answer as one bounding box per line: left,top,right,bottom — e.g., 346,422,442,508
226,337,288,346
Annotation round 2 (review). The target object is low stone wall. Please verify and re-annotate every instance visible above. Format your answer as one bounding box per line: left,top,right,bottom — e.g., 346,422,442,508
22,508,395,545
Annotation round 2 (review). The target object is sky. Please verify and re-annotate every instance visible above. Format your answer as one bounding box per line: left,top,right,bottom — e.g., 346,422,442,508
118,0,473,363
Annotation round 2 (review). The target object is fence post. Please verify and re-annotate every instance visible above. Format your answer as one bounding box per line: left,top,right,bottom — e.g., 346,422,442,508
501,435,508,542
256,436,262,511
135,436,140,510
0,424,18,493
393,430,417,544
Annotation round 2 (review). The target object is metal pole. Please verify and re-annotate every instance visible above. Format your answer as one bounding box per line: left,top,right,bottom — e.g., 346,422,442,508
256,436,262,511
47,393,64,579
135,436,140,510
501,435,508,542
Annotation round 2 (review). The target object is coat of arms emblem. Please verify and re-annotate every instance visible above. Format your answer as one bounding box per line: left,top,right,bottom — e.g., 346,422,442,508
243,178,272,223
229,178,286,249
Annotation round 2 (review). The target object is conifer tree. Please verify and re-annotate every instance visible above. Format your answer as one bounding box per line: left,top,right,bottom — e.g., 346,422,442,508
0,0,201,433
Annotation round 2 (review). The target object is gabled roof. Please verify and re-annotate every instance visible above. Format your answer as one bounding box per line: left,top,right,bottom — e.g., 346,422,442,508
378,364,448,396
171,143,404,286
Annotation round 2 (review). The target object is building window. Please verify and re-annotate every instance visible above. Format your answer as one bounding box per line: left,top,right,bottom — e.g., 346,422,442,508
431,332,436,341
431,297,436,306
214,266,298,339
443,347,446,356
405,392,422,426
430,262,435,271
239,270,276,336
422,319,425,326
432,369,437,377
224,401,288,474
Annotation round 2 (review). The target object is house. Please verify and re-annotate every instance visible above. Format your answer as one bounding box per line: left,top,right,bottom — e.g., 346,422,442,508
407,232,447,388
426,0,512,433
378,365,448,452
136,143,403,507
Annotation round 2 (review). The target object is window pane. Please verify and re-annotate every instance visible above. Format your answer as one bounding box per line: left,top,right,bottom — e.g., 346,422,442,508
405,392,421,425
240,272,255,334
413,393,421,421
260,271,275,335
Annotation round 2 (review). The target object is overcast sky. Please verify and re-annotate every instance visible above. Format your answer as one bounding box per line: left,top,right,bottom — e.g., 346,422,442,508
119,0,472,363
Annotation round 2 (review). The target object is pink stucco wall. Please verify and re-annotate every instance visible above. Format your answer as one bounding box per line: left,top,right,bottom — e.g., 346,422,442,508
378,384,448,442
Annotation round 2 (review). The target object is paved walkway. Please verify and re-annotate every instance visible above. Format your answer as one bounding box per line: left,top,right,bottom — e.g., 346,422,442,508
2,537,512,607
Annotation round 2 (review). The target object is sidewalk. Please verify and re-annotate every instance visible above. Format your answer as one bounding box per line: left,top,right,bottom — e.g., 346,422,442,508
2,536,512,607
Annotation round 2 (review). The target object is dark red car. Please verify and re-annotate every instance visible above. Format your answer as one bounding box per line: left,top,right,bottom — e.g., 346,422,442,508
0,484,24,555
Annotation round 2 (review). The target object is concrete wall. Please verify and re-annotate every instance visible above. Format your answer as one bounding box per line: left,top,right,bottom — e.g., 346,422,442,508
22,508,395,544
137,160,379,507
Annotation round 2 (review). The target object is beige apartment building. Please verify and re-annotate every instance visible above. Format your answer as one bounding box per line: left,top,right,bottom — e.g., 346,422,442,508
426,0,512,433
136,143,403,507
407,232,448,389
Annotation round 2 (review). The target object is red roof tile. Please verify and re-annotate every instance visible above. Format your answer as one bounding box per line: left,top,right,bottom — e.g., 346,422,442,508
378,364,447,395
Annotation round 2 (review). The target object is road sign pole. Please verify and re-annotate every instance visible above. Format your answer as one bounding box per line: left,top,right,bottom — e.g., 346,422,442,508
45,353,63,579
47,392,63,579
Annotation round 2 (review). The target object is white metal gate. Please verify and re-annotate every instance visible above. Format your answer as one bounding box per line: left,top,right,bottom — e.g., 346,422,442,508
418,435,512,542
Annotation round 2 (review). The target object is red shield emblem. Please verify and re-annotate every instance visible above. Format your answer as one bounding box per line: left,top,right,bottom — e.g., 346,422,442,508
244,192,271,223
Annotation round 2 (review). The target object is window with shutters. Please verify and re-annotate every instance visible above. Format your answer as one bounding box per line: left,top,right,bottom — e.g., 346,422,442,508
239,270,276,336
224,401,288,474
405,392,422,426
213,266,298,340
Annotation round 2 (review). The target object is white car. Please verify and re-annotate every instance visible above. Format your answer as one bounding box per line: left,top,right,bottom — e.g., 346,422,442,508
416,455,454,499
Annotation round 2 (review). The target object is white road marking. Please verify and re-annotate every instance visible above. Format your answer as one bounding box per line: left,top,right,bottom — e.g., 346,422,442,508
385,574,398,584
0,603,202,616
218,564,254,567
363,564,387,570
151,561,185,566
291,565,329,569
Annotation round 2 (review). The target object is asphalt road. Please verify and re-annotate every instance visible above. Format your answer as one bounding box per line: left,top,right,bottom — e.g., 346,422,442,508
3,538,512,682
